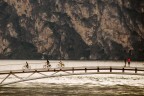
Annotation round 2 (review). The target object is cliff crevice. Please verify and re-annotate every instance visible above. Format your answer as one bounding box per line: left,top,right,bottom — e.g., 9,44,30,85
0,0,144,60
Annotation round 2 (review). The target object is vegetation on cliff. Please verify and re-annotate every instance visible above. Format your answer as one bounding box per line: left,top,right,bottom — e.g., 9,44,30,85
0,0,144,60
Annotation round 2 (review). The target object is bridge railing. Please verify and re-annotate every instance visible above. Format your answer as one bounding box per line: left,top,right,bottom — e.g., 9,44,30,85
0,66,144,75
0,66,144,86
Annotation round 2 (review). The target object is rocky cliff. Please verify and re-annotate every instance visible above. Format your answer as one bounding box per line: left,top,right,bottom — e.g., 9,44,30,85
0,0,144,60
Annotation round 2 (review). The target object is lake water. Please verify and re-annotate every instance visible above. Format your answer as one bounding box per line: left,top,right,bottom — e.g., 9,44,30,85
0,60,144,96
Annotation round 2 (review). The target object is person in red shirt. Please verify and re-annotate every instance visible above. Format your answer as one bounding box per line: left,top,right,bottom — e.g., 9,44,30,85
127,58,131,67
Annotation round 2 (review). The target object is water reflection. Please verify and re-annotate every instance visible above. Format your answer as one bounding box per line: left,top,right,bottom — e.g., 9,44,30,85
0,84,144,96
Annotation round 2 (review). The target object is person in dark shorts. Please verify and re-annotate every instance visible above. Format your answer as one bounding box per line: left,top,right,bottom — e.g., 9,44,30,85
124,58,127,67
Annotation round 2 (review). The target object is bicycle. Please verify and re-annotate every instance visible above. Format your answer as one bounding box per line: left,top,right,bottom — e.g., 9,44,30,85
22,64,31,70
22,62,31,70
43,64,51,69
57,61,65,68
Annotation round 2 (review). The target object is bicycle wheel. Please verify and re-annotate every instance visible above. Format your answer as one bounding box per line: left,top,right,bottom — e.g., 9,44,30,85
43,65,47,69
28,66,31,70
62,64,65,67
22,66,26,70
57,64,61,68
48,65,51,68
22,65,31,70
43,65,51,69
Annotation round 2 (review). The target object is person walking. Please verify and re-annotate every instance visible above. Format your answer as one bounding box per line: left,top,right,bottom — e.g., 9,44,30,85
124,58,127,67
127,58,131,67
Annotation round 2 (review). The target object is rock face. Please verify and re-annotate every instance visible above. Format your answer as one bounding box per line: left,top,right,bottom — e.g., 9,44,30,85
0,0,144,60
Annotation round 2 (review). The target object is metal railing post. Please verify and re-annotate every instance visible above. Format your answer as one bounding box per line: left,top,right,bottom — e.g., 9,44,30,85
72,67,74,73
122,68,125,73
97,67,99,72
110,67,112,72
85,68,87,73
135,68,137,73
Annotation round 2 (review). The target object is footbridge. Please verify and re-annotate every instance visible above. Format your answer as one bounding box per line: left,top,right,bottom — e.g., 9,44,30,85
0,63,144,86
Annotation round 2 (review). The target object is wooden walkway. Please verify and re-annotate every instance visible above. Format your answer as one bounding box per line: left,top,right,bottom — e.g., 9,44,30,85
0,66,144,74
0,66,144,86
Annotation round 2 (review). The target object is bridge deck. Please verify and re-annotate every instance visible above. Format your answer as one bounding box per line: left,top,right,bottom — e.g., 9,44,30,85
0,66,144,75
0,66,144,86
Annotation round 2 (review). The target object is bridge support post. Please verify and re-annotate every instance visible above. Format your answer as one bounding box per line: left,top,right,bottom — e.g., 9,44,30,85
122,68,125,73
0,74,11,84
12,73,23,80
97,67,99,72
85,68,87,73
135,68,137,73
110,67,112,72
72,67,74,73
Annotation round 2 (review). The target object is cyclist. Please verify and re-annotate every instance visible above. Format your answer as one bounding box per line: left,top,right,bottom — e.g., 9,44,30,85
26,61,29,69
43,60,51,68
58,60,64,67
23,61,31,70
46,60,51,67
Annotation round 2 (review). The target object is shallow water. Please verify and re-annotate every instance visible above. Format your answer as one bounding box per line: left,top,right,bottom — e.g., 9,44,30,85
1,84,144,96
0,60,144,96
